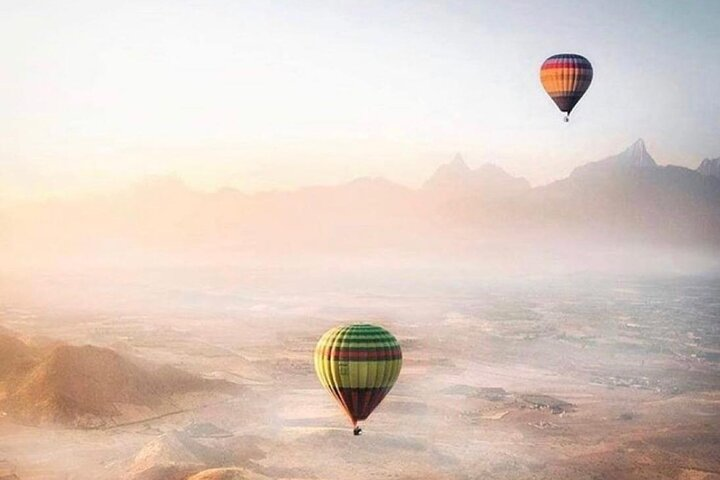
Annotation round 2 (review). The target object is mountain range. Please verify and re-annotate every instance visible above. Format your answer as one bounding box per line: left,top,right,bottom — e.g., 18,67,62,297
0,139,718,259
423,153,531,199
519,139,720,243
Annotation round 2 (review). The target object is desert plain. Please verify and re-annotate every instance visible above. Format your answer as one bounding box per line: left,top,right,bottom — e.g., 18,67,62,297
1,262,718,480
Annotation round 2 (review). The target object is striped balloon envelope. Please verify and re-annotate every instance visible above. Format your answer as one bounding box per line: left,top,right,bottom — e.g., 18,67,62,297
314,324,402,435
540,53,593,121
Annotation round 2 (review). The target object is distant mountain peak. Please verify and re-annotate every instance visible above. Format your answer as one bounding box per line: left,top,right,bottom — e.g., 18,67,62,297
131,174,193,199
697,157,720,179
631,138,646,150
449,153,470,171
571,139,658,177
623,138,656,168
346,176,394,187
341,176,410,195
423,154,530,197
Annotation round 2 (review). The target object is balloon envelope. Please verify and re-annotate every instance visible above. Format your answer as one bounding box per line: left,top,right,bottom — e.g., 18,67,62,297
314,324,402,427
540,53,593,117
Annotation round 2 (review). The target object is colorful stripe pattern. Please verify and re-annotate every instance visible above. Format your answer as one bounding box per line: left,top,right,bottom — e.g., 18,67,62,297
314,324,402,426
540,53,593,114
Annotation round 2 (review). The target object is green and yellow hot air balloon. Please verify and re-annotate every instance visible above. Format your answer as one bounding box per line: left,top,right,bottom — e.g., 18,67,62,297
314,323,402,435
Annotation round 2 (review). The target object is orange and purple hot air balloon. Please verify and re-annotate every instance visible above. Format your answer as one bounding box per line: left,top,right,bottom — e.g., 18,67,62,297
540,53,593,122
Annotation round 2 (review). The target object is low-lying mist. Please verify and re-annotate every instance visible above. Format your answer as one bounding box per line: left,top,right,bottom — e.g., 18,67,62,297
1,142,719,479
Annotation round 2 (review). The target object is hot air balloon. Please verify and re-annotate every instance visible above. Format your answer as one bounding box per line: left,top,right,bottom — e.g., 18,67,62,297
540,53,593,122
314,323,402,435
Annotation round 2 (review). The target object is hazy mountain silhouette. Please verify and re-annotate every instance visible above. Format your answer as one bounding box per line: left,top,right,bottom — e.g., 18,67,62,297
571,139,657,177
698,157,720,179
525,139,720,243
423,153,530,199
1,139,719,259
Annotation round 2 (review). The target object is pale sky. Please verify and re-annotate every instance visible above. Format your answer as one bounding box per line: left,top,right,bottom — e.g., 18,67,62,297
1,0,719,199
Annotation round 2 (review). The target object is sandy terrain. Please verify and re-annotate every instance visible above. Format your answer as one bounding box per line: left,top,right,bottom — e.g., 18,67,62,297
0,267,718,479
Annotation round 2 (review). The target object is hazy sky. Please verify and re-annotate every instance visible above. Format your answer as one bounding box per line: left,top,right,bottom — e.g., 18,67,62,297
1,0,719,198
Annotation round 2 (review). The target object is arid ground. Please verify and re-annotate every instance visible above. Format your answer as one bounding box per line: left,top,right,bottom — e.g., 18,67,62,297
1,263,718,480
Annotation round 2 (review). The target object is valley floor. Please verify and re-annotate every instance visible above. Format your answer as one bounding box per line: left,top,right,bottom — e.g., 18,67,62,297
1,269,719,479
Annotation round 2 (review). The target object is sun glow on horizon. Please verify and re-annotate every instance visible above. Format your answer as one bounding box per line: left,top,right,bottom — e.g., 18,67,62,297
2,1,719,200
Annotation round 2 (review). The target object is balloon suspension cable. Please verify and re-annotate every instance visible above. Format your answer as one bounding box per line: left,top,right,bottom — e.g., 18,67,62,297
563,114,569,123
353,426,363,436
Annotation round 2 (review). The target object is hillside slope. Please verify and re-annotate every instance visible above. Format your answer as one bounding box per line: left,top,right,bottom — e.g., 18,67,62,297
0,336,236,428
